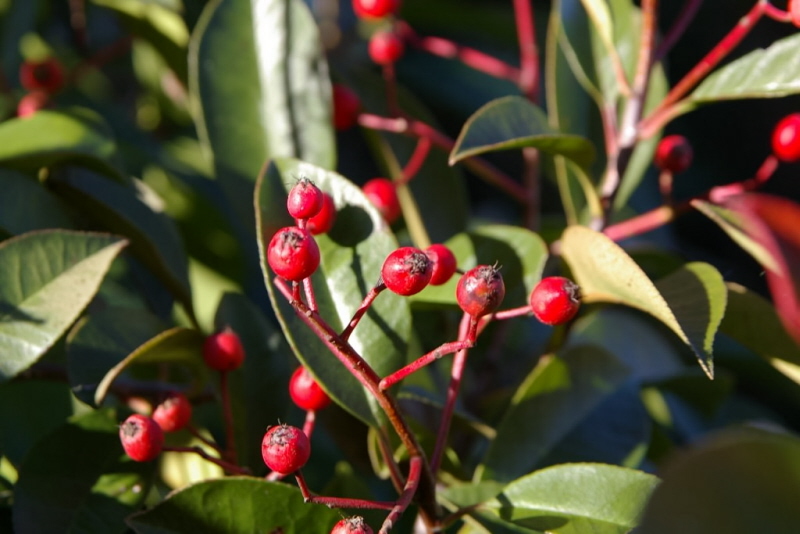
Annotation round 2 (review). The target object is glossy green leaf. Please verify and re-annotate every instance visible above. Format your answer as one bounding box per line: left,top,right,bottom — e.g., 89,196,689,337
638,428,800,534
450,96,595,169
561,226,724,378
0,171,73,236
128,478,341,533
721,282,800,385
0,109,126,181
256,158,407,427
0,231,127,382
689,33,800,105
482,463,660,533
51,172,194,319
12,409,153,534
477,345,630,483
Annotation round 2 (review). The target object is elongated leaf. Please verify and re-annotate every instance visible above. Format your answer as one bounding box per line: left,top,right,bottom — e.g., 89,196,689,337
0,171,73,236
127,478,341,533
478,345,630,483
482,463,660,534
0,109,126,181
561,226,723,378
12,409,153,534
450,96,595,169
256,158,407,427
0,231,127,381
690,33,800,104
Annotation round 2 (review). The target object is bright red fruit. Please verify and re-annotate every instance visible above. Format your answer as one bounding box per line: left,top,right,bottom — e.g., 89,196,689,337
267,226,321,281
362,178,401,223
368,30,404,65
152,392,193,432
287,178,324,220
529,276,581,326
381,247,433,296
332,84,361,131
352,0,400,19
119,414,164,462
203,327,245,372
456,265,505,318
289,366,331,411
771,113,800,162
654,135,693,173
16,91,49,118
331,516,374,534
425,244,457,286
19,58,64,93
261,424,311,474
307,192,336,235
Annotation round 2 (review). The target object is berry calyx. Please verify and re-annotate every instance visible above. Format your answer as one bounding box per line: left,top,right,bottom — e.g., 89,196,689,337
425,244,458,286
456,265,505,318
529,276,581,326
368,30,405,65
331,516,374,534
352,0,400,19
381,247,433,296
289,366,332,411
287,178,324,220
19,57,65,93
119,414,164,462
267,226,321,281
16,91,49,118
654,135,693,174
362,178,401,224
332,84,361,131
261,424,311,474
203,327,246,372
307,192,336,235
152,392,193,433
771,113,800,162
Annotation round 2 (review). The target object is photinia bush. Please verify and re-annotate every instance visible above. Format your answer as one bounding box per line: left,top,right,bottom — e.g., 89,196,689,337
2,1,800,533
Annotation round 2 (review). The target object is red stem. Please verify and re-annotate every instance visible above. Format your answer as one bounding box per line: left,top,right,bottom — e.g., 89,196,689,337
303,276,319,313
654,0,703,61
377,430,405,494
302,409,316,438
492,305,532,321
219,371,237,465
379,456,423,534
340,282,386,342
513,0,539,101
763,3,792,21
295,471,397,510
163,446,250,475
383,62,401,117
186,423,224,455
398,137,432,186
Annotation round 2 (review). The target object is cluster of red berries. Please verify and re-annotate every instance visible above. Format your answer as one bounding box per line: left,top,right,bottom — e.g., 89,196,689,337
381,243,457,296
119,392,193,462
17,57,65,118
351,0,405,65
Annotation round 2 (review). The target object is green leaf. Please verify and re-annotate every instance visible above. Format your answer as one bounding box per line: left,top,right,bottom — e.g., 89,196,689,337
450,96,595,170
720,282,800,385
0,109,126,181
561,226,724,378
50,172,195,320
0,230,127,382
255,158,408,428
0,171,73,236
637,428,800,534
483,463,660,534
127,478,342,533
689,33,800,105
12,409,153,534
477,345,631,483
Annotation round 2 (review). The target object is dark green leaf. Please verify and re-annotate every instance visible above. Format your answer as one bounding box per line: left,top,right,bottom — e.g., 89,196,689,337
12,409,153,534
127,478,342,534
0,230,127,382
450,96,595,169
0,171,73,236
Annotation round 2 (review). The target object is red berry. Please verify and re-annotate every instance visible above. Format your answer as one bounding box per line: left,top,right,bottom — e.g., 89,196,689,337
307,192,336,235
352,0,400,19
331,516,374,534
19,58,64,93
529,276,581,326
368,30,404,65
287,178,324,220
289,366,332,411
654,135,693,173
381,247,433,296
16,91,49,118
425,244,457,286
203,327,246,372
362,178,401,223
771,113,800,162
119,414,164,462
267,226,321,281
456,265,505,318
152,392,193,432
261,424,311,474
332,84,361,131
